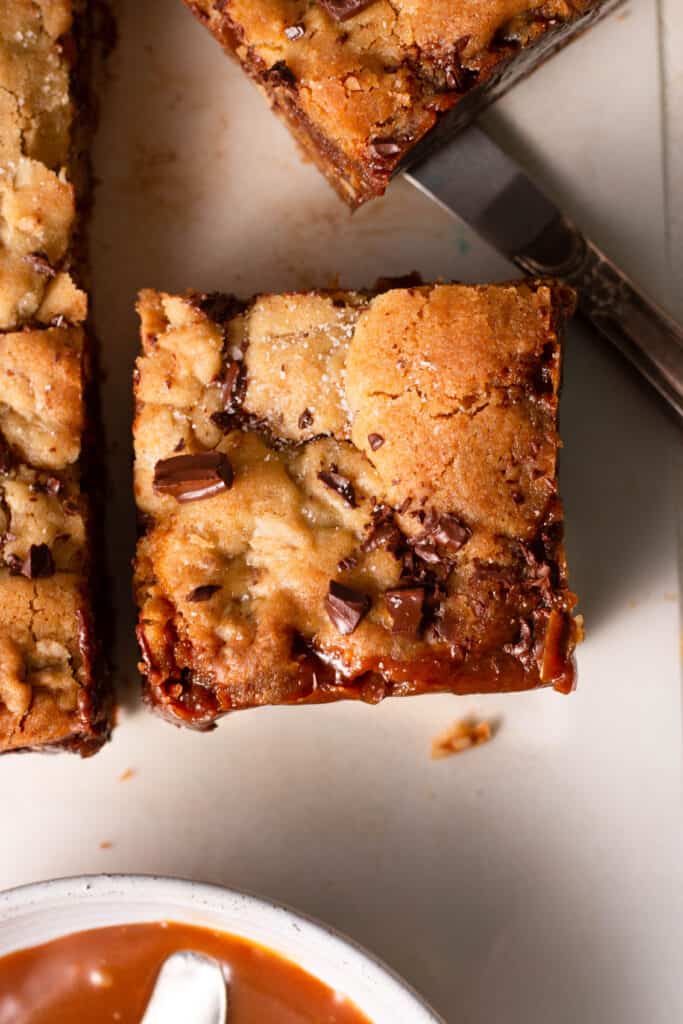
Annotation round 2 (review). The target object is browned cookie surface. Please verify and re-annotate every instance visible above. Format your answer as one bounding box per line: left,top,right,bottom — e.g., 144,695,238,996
134,281,578,728
185,0,614,205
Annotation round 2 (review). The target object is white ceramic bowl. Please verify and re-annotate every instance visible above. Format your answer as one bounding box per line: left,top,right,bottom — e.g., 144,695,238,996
0,875,443,1023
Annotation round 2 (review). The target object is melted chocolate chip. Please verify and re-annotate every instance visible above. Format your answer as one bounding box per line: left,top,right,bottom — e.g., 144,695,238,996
367,432,384,450
431,514,471,553
298,408,313,430
324,580,371,635
318,468,357,507
22,543,55,579
153,452,233,502
317,0,375,21
411,512,471,566
284,23,305,39
22,252,56,278
187,584,222,602
385,587,424,634
369,138,402,158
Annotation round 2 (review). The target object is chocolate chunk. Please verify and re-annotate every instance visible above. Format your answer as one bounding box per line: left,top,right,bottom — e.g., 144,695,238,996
367,432,384,450
221,360,246,414
187,584,222,602
317,0,375,21
266,60,296,86
21,543,55,579
284,23,305,39
412,539,441,564
173,438,186,452
318,468,357,507
361,504,404,554
369,138,402,158
385,587,424,634
361,521,402,554
325,580,371,635
431,514,471,553
153,452,233,502
298,408,313,430
22,253,56,278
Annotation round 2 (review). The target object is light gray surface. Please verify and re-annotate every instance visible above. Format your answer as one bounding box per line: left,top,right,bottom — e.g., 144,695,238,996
1,3,681,1023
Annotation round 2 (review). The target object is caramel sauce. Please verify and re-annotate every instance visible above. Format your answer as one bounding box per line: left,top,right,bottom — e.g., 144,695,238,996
0,921,371,1024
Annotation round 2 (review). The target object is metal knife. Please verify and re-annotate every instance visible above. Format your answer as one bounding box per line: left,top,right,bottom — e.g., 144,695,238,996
404,125,683,422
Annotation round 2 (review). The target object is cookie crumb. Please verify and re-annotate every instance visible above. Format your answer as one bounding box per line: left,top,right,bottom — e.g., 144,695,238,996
118,768,136,782
431,718,493,759
99,840,113,850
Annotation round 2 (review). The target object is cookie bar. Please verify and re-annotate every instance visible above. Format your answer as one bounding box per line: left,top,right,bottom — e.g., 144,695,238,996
184,0,619,207
0,1,108,753
134,280,579,729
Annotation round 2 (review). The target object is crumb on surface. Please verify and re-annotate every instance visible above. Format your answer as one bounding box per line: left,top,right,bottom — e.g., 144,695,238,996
431,717,494,759
98,840,113,850
118,767,136,782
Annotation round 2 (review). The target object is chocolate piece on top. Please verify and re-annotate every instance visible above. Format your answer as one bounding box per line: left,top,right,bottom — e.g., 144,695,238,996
325,581,371,635
153,453,233,503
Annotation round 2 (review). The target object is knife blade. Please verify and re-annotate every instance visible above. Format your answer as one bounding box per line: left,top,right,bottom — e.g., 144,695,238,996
404,125,683,422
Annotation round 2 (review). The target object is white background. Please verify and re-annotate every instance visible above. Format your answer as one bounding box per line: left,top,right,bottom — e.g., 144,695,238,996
2,3,681,1021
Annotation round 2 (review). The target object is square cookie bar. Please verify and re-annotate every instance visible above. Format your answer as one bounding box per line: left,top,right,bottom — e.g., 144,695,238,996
184,0,619,206
134,280,579,729
0,1,109,753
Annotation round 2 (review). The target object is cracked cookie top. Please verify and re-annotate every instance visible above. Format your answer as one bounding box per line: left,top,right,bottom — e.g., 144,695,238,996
134,281,578,726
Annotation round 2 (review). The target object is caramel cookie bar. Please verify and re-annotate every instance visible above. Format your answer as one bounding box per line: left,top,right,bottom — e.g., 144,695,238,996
184,0,619,207
134,281,579,729
0,1,109,754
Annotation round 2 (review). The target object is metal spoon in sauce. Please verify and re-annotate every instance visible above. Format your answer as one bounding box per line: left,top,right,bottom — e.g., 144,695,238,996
140,950,228,1023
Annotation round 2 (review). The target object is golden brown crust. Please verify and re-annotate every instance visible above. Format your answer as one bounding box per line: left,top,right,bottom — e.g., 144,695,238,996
0,1,108,755
186,0,614,205
134,281,578,728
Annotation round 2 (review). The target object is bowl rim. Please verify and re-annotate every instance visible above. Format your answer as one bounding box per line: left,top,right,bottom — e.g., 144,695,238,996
0,874,444,1023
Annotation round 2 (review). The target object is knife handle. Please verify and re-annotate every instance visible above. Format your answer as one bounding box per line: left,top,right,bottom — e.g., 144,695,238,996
515,216,683,421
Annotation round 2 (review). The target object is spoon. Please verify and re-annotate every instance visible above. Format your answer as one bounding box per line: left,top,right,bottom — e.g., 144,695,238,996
140,950,228,1023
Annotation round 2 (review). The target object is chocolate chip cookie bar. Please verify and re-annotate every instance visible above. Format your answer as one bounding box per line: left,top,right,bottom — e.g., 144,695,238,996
0,2,109,753
134,280,579,729
184,0,619,207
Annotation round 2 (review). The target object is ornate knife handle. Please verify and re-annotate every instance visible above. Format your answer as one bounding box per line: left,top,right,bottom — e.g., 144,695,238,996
516,215,683,422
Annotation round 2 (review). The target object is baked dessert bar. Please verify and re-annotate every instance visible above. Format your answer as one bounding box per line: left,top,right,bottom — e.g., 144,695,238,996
134,280,579,729
0,1,108,753
184,0,620,207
